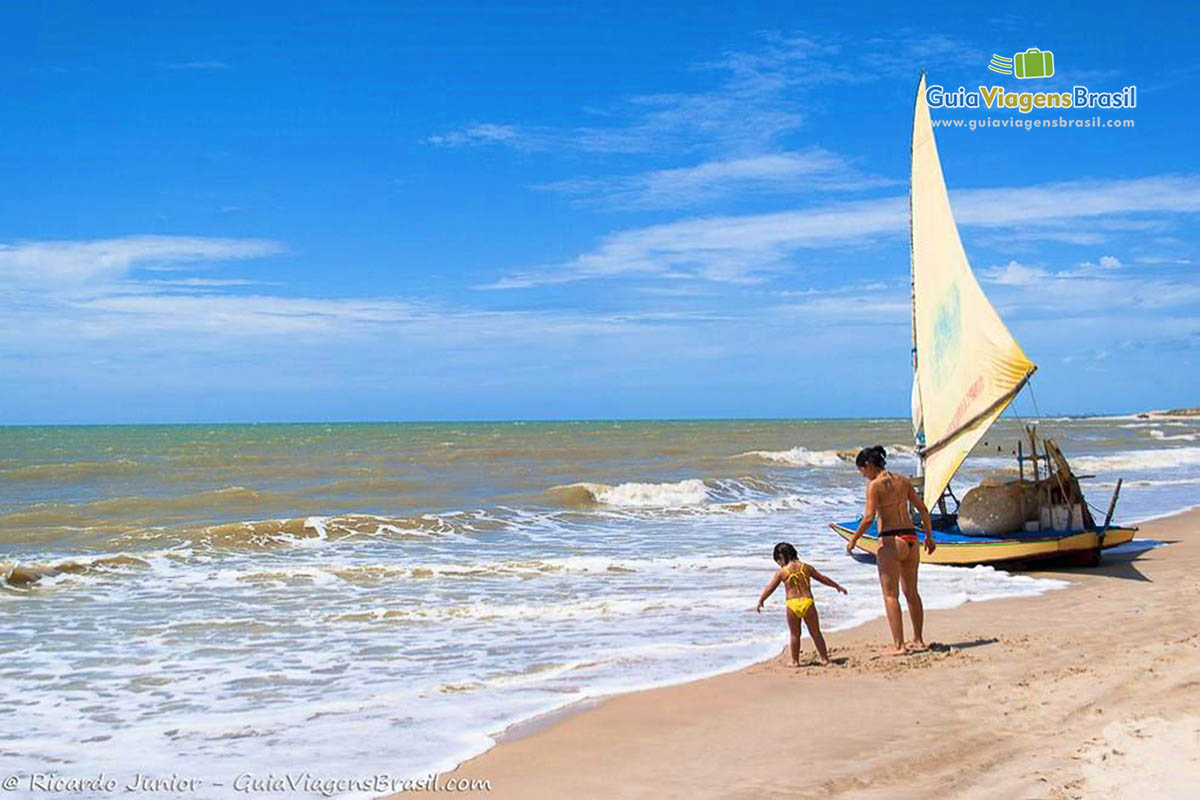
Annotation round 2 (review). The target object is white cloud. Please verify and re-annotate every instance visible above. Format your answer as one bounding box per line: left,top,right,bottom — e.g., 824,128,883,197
0,235,283,286
482,174,1200,288
143,277,271,289
422,33,841,156
6,288,710,347
424,123,528,148
73,294,427,336
949,176,1200,227
859,32,982,76
1052,254,1130,279
424,30,984,158
982,261,1049,285
774,295,909,320
990,272,1200,318
164,60,230,70
1135,255,1192,265
533,149,896,209
976,230,1109,246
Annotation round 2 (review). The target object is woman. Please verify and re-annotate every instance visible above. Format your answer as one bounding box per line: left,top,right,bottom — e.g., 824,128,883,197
845,446,935,654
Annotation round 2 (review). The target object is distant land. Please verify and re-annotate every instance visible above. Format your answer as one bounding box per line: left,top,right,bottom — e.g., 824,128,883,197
1138,407,1200,418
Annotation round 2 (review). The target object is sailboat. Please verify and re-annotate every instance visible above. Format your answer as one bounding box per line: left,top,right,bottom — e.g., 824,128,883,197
829,75,1136,567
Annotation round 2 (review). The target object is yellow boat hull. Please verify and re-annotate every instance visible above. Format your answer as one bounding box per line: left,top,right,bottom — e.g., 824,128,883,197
829,523,1136,566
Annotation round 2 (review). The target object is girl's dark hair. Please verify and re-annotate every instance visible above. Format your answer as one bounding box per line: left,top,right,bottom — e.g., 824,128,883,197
855,445,887,469
773,542,798,563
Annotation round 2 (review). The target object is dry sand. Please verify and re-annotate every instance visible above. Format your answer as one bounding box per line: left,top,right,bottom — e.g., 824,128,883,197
387,508,1199,799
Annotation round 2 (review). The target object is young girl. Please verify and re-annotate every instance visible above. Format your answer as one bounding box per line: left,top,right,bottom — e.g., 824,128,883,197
756,542,847,666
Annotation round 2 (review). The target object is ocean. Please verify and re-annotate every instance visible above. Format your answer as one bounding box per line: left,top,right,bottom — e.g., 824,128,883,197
2,416,1196,796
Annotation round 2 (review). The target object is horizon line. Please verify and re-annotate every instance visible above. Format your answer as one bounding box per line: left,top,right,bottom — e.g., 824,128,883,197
0,411,1155,428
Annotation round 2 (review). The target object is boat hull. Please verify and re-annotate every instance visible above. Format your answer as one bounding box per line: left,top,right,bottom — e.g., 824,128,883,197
829,518,1136,567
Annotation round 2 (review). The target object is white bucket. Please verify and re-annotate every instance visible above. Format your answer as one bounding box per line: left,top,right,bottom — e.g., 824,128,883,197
1038,504,1081,531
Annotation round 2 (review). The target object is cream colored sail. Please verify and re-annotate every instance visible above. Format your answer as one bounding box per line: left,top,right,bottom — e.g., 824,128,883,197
911,74,1036,509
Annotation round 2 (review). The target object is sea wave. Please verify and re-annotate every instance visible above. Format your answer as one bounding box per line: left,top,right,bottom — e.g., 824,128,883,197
545,479,711,508
733,444,917,468
1073,446,1200,473
185,511,504,550
733,447,847,467
298,477,424,497
249,553,774,587
1148,429,1199,442
2,553,153,587
323,592,755,626
0,458,142,483
0,486,288,530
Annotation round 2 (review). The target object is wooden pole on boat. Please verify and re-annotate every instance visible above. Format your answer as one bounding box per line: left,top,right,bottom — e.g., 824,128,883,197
1093,478,1124,563
1015,439,1028,529
1045,439,1071,515
1026,426,1040,483
1026,426,1051,525
1100,479,1124,545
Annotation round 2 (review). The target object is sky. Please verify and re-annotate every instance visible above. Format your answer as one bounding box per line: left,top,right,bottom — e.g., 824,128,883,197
2,1,1198,423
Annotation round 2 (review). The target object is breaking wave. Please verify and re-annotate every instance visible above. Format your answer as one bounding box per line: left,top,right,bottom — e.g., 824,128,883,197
1073,446,1200,473
2,553,153,587
1148,429,1199,442
546,479,711,508
734,443,917,468
733,447,847,467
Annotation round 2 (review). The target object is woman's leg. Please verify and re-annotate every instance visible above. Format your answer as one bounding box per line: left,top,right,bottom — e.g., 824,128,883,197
803,604,830,664
898,541,926,648
786,607,803,665
876,540,906,654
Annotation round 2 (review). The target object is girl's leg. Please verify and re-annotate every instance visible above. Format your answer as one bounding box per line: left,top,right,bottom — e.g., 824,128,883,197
898,542,926,648
876,540,906,654
803,605,830,664
785,608,802,665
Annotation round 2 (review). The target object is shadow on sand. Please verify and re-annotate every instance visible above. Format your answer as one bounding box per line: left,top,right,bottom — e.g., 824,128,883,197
927,638,999,652
1019,538,1171,583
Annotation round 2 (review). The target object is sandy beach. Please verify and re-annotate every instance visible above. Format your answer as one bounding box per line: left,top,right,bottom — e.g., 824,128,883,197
396,508,1200,799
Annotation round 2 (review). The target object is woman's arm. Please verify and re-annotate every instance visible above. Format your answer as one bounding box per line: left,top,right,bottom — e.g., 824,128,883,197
756,571,783,612
906,481,937,554
808,566,849,594
846,483,878,553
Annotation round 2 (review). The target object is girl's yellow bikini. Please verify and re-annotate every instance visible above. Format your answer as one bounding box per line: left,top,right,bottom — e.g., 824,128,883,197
783,562,815,618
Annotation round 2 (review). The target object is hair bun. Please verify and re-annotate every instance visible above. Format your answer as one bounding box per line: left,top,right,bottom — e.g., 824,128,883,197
855,445,888,469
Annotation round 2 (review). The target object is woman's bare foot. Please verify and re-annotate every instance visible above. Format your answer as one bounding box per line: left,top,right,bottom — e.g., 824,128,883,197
907,640,929,652
819,657,831,666
791,660,802,668
888,646,908,656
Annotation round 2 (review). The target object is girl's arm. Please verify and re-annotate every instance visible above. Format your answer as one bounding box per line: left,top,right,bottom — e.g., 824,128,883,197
756,571,782,612
847,483,878,552
808,566,849,595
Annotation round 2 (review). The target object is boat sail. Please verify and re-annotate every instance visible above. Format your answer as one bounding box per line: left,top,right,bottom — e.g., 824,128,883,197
909,73,1036,510
828,74,1136,567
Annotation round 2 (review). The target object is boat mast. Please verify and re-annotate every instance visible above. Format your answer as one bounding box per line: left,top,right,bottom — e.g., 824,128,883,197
910,71,925,475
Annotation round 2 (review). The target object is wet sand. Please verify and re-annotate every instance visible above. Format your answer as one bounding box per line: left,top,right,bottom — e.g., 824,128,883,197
387,508,1200,799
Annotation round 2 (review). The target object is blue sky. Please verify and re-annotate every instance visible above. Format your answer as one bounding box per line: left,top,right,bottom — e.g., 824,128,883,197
2,1,1198,423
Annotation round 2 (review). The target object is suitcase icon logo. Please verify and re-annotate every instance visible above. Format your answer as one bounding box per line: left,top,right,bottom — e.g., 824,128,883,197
988,48,1055,79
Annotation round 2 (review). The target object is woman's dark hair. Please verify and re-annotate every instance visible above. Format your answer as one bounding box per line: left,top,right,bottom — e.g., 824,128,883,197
855,445,888,469
773,542,798,564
